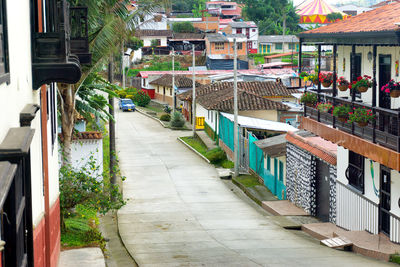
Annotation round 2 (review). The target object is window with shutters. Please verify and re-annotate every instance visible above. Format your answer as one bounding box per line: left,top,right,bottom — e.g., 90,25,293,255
0,0,9,85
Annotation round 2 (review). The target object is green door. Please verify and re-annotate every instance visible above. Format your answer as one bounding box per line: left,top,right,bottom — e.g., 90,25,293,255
267,45,271,53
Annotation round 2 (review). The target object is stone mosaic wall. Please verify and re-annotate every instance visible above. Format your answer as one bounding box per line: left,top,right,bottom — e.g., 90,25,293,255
286,142,337,222
286,143,317,215
329,165,337,223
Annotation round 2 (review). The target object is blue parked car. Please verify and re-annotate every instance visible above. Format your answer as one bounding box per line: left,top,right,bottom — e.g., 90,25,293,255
119,98,136,111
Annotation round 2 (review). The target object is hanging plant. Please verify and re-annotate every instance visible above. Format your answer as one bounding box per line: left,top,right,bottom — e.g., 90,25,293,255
319,72,333,87
381,79,400,98
337,76,350,92
348,107,375,127
350,75,372,93
300,92,317,107
332,104,351,122
316,102,333,113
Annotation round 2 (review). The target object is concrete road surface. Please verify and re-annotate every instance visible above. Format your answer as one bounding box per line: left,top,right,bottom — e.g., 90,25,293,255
116,110,390,267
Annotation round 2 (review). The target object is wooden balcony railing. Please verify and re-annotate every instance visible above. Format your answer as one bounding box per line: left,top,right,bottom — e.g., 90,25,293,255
305,92,400,152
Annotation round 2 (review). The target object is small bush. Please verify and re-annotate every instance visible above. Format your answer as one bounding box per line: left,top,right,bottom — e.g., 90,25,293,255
133,90,151,107
160,114,171,121
170,111,185,128
118,90,127,98
205,148,227,164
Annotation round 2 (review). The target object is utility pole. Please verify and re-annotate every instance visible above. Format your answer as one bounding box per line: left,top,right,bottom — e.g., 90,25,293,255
282,12,286,53
122,42,125,89
108,55,117,188
192,44,196,137
233,38,239,177
172,47,176,113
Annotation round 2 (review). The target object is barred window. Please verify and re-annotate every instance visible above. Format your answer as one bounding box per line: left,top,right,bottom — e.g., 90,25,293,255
215,42,224,50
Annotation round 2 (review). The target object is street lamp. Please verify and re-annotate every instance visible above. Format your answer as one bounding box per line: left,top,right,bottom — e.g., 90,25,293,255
184,41,196,137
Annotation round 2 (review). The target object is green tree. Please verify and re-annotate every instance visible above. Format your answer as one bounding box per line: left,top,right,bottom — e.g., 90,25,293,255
192,0,206,18
242,0,299,35
172,21,196,33
326,12,343,22
59,0,160,164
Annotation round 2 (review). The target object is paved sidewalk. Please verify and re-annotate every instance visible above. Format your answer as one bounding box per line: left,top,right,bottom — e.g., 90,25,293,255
115,110,391,266
59,248,105,267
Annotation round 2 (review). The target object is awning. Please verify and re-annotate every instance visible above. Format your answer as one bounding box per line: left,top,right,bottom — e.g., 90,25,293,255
221,112,298,132
254,134,287,157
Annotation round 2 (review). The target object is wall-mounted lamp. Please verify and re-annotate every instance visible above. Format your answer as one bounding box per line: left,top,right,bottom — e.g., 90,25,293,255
367,51,373,62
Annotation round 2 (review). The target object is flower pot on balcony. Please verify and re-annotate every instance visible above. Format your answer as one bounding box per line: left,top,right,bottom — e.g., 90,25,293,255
305,103,315,107
357,86,368,93
322,81,332,87
312,80,319,86
337,116,347,123
338,85,348,91
390,89,400,98
357,121,368,127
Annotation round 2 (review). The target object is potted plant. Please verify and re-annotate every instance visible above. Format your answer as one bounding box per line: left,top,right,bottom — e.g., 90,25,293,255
299,71,309,79
319,72,333,87
381,79,400,98
337,76,350,92
300,92,317,107
316,102,333,113
348,107,375,127
332,105,351,122
308,73,319,85
351,75,372,93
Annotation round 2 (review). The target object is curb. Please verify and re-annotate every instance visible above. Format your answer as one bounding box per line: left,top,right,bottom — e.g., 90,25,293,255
177,137,211,164
231,177,262,206
136,108,168,128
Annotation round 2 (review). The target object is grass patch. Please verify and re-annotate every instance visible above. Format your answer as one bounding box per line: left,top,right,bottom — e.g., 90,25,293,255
235,175,261,188
181,136,208,155
145,105,164,113
180,136,234,168
61,205,105,249
220,159,234,169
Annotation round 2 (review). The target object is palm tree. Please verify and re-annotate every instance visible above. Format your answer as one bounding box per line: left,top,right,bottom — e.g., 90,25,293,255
59,0,164,164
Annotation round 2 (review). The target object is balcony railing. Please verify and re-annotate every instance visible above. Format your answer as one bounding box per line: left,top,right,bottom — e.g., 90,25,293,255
70,6,91,64
305,92,400,152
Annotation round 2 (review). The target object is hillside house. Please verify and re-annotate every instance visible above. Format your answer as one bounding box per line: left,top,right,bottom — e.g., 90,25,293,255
222,21,258,54
259,35,299,54
205,1,242,19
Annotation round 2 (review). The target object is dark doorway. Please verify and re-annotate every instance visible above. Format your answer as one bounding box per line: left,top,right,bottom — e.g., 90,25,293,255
380,166,391,236
351,53,362,98
316,159,331,222
378,55,392,132
379,55,391,109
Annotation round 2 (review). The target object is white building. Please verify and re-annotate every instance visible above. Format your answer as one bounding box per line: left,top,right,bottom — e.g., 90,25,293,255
0,0,87,266
222,21,258,54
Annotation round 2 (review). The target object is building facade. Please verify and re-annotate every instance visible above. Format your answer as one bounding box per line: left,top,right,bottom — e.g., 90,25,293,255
299,2,400,242
0,0,88,266
258,35,299,54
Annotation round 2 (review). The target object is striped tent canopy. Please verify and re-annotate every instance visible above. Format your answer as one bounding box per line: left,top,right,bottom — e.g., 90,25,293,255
297,0,349,24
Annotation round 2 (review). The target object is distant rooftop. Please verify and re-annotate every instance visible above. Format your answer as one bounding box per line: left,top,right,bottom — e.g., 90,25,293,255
259,35,299,43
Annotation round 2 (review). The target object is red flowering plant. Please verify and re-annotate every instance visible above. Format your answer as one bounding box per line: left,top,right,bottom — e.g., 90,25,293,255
316,102,333,113
348,107,375,125
319,72,333,86
350,75,372,92
381,79,400,93
337,76,350,91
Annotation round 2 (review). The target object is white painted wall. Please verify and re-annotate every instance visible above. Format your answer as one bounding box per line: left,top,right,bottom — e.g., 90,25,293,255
142,36,167,47
336,146,380,204
391,171,400,218
336,45,400,109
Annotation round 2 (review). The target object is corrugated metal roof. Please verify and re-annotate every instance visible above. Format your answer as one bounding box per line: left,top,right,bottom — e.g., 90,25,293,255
254,134,287,157
258,35,299,44
221,112,298,132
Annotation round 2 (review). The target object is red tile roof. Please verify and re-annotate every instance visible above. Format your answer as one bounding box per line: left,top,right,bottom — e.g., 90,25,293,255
58,131,103,142
302,2,400,35
286,130,337,165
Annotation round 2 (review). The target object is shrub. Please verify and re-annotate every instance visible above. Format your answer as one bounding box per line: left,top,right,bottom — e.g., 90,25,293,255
133,90,151,107
164,105,172,114
205,148,227,164
118,90,127,98
59,155,125,227
170,111,185,128
160,114,171,121
172,21,196,33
